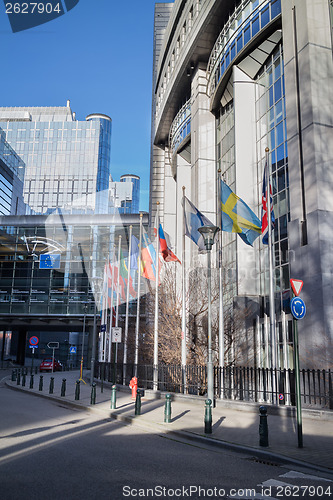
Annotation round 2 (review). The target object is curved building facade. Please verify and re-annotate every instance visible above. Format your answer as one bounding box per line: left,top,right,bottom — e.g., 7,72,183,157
150,0,333,368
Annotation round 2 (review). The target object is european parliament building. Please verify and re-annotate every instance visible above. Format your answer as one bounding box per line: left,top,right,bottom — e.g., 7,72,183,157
0,103,143,365
150,0,333,369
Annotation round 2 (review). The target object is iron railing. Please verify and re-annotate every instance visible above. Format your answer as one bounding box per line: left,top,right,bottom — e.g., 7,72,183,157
95,362,333,410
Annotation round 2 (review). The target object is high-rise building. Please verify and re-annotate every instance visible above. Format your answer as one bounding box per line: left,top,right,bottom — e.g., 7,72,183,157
120,174,140,213
0,103,112,215
150,0,333,368
0,128,26,216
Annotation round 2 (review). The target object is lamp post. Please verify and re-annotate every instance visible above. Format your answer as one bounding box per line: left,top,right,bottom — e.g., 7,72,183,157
198,225,220,404
90,276,103,386
79,303,88,383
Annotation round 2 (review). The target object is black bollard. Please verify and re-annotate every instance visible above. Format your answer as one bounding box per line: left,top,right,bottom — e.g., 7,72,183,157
164,394,172,423
110,385,117,409
61,378,66,397
22,372,26,387
12,369,16,381
49,377,54,394
259,405,269,447
90,382,96,405
204,399,212,434
75,380,80,400
29,374,34,389
135,389,142,416
39,375,43,391
16,369,21,385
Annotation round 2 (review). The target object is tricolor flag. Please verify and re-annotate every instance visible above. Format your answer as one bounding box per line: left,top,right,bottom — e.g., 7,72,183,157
158,223,181,263
261,165,275,245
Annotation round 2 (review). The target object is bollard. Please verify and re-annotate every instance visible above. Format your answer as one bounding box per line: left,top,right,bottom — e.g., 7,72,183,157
101,364,104,393
259,405,269,447
75,380,80,400
39,375,43,391
135,389,142,416
110,385,117,409
29,374,34,389
22,372,26,387
49,377,54,394
164,394,172,423
90,382,96,405
61,378,66,397
11,369,16,381
204,399,212,434
16,369,21,386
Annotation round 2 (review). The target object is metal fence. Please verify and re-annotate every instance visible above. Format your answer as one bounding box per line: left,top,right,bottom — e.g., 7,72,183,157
94,362,333,410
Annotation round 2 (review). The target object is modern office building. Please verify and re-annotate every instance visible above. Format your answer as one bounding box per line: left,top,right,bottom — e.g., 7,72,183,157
0,103,112,215
0,128,26,216
0,212,149,365
150,0,333,369
109,174,140,214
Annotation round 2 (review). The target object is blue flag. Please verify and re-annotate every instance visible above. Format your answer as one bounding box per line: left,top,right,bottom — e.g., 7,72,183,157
221,181,261,246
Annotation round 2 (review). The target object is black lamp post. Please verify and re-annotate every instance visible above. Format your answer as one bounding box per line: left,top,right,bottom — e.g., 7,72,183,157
198,225,220,403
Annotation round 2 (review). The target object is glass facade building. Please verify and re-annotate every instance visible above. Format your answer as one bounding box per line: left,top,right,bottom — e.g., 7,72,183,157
0,128,26,216
150,0,333,369
109,175,140,214
0,105,112,215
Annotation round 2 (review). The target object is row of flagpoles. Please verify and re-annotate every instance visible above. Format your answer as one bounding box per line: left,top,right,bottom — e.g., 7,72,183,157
99,148,276,391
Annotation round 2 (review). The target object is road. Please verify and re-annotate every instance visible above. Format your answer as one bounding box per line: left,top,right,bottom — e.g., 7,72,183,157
0,374,332,500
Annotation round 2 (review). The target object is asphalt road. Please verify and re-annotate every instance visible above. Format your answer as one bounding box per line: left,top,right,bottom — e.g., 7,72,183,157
1,376,332,500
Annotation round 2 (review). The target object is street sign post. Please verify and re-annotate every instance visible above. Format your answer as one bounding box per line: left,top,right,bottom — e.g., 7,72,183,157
289,279,305,448
47,342,59,373
29,336,39,372
111,327,122,343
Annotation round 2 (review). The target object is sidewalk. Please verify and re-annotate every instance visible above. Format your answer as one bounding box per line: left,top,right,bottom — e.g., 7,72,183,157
6,369,333,474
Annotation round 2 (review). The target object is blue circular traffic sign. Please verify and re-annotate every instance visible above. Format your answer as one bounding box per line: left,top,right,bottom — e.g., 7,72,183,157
29,336,39,346
290,297,306,320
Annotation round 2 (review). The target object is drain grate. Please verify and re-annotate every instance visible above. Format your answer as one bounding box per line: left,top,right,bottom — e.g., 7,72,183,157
248,456,281,467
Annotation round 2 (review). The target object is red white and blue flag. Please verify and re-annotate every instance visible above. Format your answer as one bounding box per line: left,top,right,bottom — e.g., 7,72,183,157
261,164,275,245
157,223,181,263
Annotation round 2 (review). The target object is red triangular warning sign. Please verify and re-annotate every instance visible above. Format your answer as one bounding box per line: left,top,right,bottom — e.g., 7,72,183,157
290,279,303,296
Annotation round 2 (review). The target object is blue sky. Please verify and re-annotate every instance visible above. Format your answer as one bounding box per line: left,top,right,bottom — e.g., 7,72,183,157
0,0,173,212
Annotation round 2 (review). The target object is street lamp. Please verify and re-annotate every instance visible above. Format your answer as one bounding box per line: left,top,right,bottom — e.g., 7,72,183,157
90,276,103,386
198,225,220,403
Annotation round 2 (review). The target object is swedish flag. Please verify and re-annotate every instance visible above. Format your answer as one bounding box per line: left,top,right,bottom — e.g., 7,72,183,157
221,181,261,246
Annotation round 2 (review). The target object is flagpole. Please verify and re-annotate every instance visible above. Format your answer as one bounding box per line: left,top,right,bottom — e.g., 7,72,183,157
153,202,160,391
108,244,116,363
217,169,225,398
266,147,277,403
181,186,187,394
134,214,143,377
123,225,132,383
115,235,121,380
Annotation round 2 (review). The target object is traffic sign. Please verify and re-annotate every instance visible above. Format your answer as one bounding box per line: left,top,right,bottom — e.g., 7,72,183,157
29,336,39,346
290,297,306,320
69,346,77,354
290,279,303,297
47,342,59,349
111,327,122,343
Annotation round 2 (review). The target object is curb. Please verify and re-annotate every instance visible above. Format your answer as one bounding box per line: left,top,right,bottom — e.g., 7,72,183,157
5,380,333,476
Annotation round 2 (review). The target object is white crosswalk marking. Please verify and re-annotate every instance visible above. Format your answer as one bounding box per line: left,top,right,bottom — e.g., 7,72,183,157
260,479,294,487
280,470,333,482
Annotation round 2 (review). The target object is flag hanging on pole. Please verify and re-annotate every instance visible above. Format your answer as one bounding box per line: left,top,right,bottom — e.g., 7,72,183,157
221,180,261,246
261,165,275,245
158,223,181,263
141,228,157,281
182,195,214,252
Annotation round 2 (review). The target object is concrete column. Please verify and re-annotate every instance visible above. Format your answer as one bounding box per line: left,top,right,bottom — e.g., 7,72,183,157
282,0,333,367
233,66,260,296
